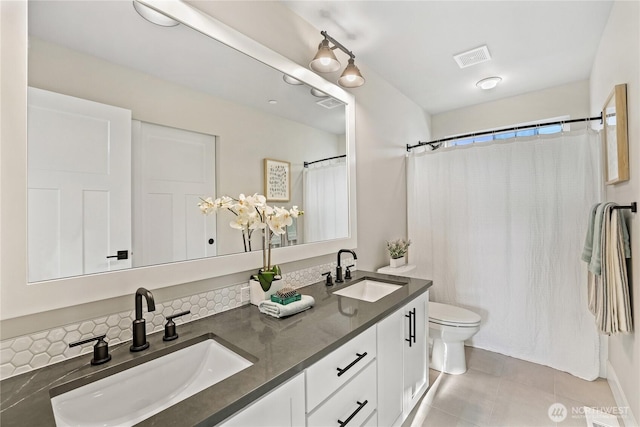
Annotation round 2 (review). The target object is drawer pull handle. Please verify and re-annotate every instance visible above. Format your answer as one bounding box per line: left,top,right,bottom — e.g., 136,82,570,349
336,352,368,377
338,400,368,427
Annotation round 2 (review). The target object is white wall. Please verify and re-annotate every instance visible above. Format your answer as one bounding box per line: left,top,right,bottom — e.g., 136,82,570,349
590,1,640,423
187,1,432,270
431,80,590,139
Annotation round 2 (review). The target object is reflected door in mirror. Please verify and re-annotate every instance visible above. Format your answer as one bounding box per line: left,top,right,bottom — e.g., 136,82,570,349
27,88,132,281
132,121,217,267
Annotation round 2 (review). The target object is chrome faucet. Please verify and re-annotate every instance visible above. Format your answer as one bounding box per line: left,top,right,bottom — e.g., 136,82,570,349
336,249,357,283
130,287,156,352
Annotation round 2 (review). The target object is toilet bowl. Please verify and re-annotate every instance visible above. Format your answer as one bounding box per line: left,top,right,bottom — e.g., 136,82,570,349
429,302,481,375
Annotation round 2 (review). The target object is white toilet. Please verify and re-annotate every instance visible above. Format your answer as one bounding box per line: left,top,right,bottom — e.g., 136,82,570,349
429,302,481,375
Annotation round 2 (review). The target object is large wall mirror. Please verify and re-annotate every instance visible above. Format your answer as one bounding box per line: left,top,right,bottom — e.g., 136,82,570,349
0,0,356,319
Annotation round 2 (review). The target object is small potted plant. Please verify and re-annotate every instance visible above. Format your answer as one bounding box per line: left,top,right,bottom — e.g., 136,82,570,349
386,238,411,268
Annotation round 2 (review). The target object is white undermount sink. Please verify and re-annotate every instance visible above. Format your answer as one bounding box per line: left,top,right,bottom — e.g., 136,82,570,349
333,279,403,302
51,338,253,427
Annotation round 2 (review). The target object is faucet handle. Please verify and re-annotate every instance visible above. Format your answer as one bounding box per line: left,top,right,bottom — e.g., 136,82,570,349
345,264,355,280
69,334,111,366
163,310,191,341
322,271,333,286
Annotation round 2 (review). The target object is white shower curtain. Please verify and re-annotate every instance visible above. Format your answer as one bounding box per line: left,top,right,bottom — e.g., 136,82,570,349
303,161,348,242
407,129,602,380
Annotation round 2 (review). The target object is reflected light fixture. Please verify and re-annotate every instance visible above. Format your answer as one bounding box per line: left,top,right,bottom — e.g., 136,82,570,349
133,1,180,27
310,31,365,88
282,74,304,85
476,76,502,90
310,87,329,98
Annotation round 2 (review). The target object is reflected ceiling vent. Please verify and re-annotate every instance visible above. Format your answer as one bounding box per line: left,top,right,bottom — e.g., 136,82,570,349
453,45,491,68
316,97,343,109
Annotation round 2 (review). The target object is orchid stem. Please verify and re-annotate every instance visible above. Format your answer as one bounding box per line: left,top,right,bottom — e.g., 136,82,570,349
267,229,272,270
262,229,267,270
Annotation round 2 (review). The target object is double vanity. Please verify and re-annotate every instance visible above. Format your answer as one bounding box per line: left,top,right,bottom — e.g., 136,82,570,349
0,271,431,426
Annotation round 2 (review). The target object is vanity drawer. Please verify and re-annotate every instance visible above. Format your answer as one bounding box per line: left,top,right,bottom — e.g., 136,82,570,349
306,326,377,411
307,361,377,427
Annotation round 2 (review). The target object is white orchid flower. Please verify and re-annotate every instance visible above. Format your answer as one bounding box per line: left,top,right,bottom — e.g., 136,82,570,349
218,196,234,209
247,211,266,229
198,197,216,214
290,206,303,218
200,193,304,270
230,215,249,230
244,193,266,209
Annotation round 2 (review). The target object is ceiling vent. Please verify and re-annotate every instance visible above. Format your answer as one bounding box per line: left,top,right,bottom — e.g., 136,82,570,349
453,45,492,68
316,97,344,109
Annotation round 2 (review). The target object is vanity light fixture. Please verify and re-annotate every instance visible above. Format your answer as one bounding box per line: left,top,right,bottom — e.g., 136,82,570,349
338,58,365,88
476,76,502,90
132,1,180,27
310,31,365,88
310,38,341,73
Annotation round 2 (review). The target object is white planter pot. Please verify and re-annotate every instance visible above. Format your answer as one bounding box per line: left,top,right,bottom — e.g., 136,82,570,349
249,278,283,306
389,256,406,268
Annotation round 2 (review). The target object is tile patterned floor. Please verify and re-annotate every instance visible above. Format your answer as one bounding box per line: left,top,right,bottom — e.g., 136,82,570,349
403,347,626,427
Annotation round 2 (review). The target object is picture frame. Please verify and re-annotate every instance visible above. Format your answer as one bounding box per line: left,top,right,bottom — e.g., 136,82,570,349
264,158,290,201
603,84,629,185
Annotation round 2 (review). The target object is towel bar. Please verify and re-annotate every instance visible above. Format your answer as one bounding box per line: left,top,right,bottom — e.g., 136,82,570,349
611,202,637,213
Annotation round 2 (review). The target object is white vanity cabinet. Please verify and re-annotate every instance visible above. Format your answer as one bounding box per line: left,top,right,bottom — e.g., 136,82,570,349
306,325,377,427
219,291,428,427
377,291,429,426
219,373,305,427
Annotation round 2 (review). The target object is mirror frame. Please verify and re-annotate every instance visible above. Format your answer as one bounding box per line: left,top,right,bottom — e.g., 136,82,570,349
0,0,356,320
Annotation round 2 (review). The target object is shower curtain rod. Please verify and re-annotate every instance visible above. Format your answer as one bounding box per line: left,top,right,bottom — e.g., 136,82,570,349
303,154,346,168
406,115,603,152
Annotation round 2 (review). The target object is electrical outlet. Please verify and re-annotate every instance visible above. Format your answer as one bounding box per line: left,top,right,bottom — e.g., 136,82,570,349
241,286,250,302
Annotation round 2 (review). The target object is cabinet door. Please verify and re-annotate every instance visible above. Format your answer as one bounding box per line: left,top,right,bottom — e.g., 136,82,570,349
403,291,429,412
220,373,305,427
376,310,403,427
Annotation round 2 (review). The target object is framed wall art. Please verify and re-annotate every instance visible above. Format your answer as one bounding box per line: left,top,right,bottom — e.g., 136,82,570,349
603,83,629,185
264,158,290,201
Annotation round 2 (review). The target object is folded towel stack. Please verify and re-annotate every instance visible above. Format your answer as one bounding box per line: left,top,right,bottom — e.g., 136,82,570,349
259,295,315,318
581,202,632,335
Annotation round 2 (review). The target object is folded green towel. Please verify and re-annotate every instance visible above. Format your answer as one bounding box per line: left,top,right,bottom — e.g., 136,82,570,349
588,203,607,275
581,203,600,263
258,295,315,318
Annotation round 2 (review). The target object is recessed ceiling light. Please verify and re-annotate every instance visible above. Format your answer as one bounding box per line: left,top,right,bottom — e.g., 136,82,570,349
476,76,502,90
268,100,278,104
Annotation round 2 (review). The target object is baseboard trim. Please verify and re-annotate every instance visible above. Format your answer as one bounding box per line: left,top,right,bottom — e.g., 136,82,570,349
607,361,639,427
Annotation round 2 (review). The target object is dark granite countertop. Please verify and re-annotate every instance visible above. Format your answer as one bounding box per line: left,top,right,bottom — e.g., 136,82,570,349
0,271,431,426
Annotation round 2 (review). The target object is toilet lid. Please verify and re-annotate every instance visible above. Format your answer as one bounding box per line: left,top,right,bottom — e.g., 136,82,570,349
429,302,481,326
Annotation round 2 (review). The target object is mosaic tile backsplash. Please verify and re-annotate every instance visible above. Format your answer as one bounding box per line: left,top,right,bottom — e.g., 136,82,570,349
0,260,351,379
